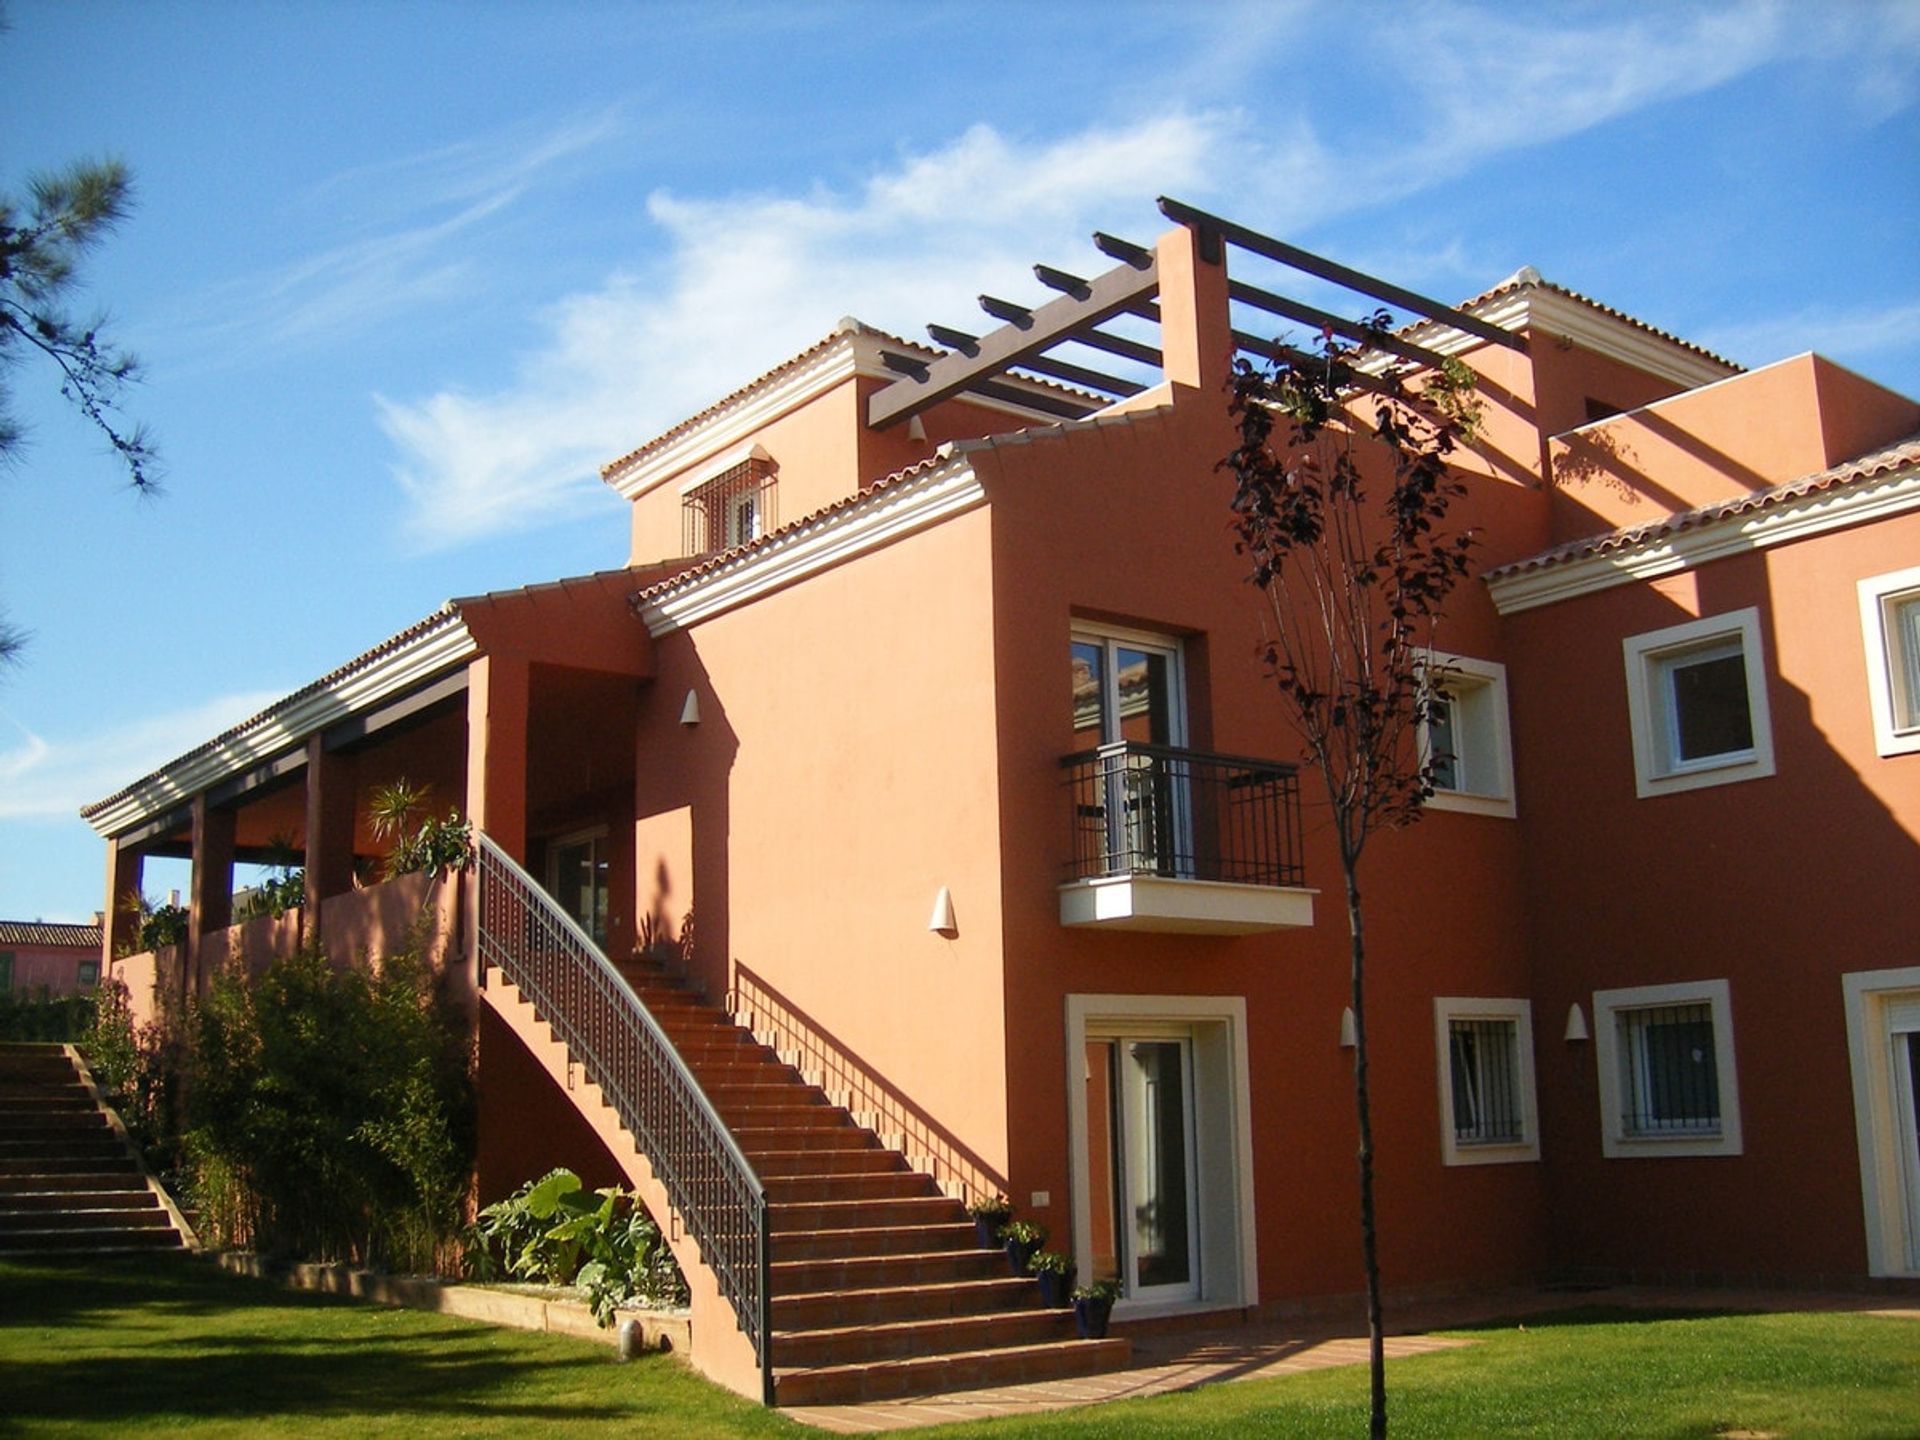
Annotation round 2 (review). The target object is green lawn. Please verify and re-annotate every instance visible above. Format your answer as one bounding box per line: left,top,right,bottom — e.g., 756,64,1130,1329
2,1256,1916,1438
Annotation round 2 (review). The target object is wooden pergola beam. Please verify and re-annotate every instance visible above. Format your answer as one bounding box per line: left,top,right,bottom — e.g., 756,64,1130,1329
868,253,1161,428
1228,279,1453,371
1159,196,1526,353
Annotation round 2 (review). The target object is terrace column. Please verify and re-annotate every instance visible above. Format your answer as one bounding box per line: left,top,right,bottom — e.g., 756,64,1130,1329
187,794,235,997
102,838,143,968
303,734,357,941
466,653,529,862
1155,220,1233,396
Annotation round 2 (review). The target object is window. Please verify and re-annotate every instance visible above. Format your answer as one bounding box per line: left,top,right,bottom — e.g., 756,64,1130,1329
1433,998,1539,1165
1070,625,1189,876
1859,565,1920,758
1593,979,1743,1158
1420,654,1516,818
1623,608,1774,797
680,446,775,556
77,960,100,989
0,951,11,993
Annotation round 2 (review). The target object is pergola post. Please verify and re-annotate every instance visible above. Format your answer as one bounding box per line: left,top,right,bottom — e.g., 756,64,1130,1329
102,838,143,970
304,733,357,943
188,794,235,998
467,653,530,863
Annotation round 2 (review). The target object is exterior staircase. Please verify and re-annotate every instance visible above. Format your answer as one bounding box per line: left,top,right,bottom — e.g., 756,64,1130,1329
613,955,1131,1405
0,1043,187,1256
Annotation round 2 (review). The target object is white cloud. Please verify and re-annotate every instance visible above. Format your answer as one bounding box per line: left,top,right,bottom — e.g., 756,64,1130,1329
0,691,286,821
376,4,1808,551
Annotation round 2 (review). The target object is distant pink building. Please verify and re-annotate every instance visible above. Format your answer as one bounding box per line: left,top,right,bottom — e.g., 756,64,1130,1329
82,202,1920,1403
1,919,104,998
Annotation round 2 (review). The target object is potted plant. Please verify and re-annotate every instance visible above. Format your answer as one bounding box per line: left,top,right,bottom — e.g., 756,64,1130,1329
1028,1248,1076,1307
1071,1277,1121,1339
964,1193,1012,1250
1001,1218,1047,1275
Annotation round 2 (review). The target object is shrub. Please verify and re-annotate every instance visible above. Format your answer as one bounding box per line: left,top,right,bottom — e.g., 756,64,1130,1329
469,1168,687,1325
0,991,94,1042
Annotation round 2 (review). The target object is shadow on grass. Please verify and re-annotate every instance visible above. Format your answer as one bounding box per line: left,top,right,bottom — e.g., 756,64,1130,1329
1440,1303,1759,1335
0,1254,670,1428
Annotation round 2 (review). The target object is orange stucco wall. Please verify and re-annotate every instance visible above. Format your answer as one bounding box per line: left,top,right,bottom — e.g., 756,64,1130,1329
1503,509,1920,1278
632,502,1013,1191
974,385,1553,1306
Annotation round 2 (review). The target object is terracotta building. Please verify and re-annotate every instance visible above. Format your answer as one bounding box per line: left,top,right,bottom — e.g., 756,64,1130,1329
82,201,1920,1402
0,919,105,998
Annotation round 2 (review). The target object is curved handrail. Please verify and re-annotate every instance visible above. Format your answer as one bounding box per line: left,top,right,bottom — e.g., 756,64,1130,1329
472,833,771,1400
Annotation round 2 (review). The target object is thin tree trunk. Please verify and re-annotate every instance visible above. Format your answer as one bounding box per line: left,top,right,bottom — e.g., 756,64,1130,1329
1346,859,1387,1439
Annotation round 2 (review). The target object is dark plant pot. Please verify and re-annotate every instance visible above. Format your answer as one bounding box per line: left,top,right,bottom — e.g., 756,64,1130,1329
1035,1267,1075,1308
1005,1235,1042,1275
1073,1294,1114,1339
973,1214,1006,1249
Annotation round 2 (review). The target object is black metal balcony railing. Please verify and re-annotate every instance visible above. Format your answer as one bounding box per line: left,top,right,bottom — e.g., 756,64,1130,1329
474,834,771,1402
1061,741,1305,888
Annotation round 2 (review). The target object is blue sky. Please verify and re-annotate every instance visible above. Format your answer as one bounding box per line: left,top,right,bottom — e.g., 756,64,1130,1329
2,0,1917,921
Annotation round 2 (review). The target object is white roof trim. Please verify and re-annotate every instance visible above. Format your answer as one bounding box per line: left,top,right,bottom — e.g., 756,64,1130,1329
636,457,984,636
1487,462,1920,615
1391,286,1738,392
83,613,478,838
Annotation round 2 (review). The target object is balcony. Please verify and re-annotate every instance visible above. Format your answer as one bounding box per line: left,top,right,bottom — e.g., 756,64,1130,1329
1058,742,1315,934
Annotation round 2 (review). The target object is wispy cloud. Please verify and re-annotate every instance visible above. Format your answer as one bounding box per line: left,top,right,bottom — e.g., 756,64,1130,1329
159,108,627,363
0,691,286,821
376,3,1810,551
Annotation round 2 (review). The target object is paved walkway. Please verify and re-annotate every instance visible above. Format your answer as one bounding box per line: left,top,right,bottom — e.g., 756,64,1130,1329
782,1284,1920,1433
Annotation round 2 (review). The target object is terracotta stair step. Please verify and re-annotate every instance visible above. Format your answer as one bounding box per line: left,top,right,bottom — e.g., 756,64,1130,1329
772,1335,1131,1406
0,1169,143,1191
0,1146,135,1172
0,1186,155,1211
773,1243,1009,1288
0,1204,173,1233
682,1059,802,1086
730,1106,864,1137
774,1275,1040,1328
774,1308,1075,1368
703,1081,831,1110
763,1171,938,1203
749,1147,905,1177
0,1112,110,1134
0,1225,183,1254
770,1195,965,1233
775,1220,981,1260
735,1126,881,1155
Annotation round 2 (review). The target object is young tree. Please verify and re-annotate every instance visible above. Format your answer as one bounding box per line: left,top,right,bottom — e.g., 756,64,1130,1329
0,157,157,665
1222,322,1479,1439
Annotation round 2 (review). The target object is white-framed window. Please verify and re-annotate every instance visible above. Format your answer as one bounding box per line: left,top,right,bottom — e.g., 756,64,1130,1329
1420,654,1516,818
1593,979,1743,1158
1622,608,1775,798
1433,998,1539,1165
1858,565,1920,758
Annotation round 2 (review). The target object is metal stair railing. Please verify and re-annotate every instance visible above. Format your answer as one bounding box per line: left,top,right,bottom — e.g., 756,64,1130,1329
473,833,772,1402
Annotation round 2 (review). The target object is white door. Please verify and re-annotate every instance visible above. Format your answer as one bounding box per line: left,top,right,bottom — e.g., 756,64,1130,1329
1070,629,1189,876
1891,1013,1920,1271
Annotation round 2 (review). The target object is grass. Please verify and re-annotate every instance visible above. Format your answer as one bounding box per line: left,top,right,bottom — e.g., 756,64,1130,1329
0,1253,796,1439
2,1256,1915,1438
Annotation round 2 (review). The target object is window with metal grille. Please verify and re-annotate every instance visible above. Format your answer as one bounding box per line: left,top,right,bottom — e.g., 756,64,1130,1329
1449,1017,1523,1145
1617,1001,1720,1136
682,458,775,556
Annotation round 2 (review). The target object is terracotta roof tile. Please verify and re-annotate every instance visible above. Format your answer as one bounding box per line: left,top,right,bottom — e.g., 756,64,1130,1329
1485,433,1920,581
0,920,103,948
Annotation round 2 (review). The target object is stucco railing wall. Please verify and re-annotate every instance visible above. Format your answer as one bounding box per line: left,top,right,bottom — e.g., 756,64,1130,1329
318,872,463,974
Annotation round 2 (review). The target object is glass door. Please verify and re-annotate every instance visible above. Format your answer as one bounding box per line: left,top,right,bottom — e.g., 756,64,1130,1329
547,828,610,948
1893,1022,1920,1272
1085,1033,1199,1303
1070,630,1189,876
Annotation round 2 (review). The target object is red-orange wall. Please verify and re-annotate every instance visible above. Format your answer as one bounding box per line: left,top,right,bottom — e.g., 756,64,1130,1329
1504,509,1920,1278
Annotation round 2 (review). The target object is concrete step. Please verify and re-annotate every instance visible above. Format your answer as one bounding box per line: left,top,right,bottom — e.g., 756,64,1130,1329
772,1335,1132,1406
0,1169,145,1192
0,1145,136,1172
0,1225,183,1255
0,1111,110,1135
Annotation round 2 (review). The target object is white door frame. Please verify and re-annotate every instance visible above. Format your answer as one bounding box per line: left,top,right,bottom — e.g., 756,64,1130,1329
1843,966,1920,1276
